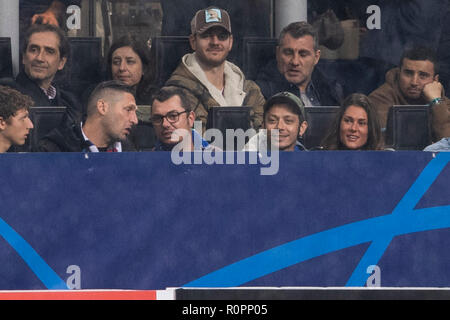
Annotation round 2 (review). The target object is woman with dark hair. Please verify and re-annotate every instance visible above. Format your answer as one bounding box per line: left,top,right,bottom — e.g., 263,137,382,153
82,35,158,151
82,34,158,109
320,93,383,150
106,34,157,105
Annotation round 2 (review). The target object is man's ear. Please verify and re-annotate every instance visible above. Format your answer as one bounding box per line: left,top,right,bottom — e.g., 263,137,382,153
299,120,308,137
97,99,108,115
275,46,284,73
187,111,196,128
228,34,233,51
275,45,280,61
434,74,439,82
314,49,321,66
0,117,6,131
189,34,197,51
57,56,67,71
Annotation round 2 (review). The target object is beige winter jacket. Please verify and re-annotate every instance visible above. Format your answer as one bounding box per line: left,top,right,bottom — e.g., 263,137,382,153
165,53,265,132
369,67,450,141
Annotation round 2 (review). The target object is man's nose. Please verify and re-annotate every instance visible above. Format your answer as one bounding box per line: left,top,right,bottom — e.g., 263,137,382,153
130,111,138,125
276,120,286,130
411,74,419,85
290,53,300,66
35,49,45,61
27,118,34,129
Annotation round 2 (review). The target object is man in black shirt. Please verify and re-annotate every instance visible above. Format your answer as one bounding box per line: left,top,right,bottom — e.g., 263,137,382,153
37,80,138,152
15,23,81,113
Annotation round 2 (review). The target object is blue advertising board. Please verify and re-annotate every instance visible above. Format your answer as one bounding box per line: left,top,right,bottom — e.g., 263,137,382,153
0,151,449,290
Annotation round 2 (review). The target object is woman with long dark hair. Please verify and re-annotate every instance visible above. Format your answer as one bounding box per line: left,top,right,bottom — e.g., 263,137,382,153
321,93,383,150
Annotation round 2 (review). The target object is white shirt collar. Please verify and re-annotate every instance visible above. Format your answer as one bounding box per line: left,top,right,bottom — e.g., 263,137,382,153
80,122,122,152
40,85,57,100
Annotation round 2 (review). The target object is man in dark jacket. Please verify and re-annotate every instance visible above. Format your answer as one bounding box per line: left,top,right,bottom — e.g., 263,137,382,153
15,23,82,113
37,80,137,152
256,21,343,107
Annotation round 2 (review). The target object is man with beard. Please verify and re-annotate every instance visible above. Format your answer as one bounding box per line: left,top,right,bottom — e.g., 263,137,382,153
369,46,450,142
36,80,138,152
164,6,265,132
151,86,213,152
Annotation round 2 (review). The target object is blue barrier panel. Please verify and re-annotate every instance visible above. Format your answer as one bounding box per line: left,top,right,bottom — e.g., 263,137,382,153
0,151,448,290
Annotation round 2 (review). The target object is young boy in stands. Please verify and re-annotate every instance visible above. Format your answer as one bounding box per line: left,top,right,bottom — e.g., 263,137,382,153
0,86,34,153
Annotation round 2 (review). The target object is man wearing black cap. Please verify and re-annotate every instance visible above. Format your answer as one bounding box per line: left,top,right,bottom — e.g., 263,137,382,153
244,91,308,152
165,6,265,132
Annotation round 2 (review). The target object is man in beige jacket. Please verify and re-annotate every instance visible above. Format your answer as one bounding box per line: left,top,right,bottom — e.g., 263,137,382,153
164,6,265,132
369,46,450,142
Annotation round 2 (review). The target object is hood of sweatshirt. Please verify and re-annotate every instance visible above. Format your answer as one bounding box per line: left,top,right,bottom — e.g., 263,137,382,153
181,53,246,106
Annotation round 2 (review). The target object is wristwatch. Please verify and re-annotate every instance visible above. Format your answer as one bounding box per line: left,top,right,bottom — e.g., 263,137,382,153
429,97,443,107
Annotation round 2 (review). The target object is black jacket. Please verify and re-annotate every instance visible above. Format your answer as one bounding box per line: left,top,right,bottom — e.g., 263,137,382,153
15,71,82,113
36,110,136,152
255,59,343,106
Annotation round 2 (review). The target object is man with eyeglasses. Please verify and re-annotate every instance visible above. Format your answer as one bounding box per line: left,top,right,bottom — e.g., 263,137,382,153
165,6,265,132
36,80,138,152
151,87,212,151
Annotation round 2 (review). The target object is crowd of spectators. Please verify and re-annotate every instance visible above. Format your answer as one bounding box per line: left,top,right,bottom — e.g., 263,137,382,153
1,1,449,153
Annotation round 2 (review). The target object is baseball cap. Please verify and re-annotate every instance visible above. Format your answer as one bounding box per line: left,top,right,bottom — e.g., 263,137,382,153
264,92,306,121
191,7,232,35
